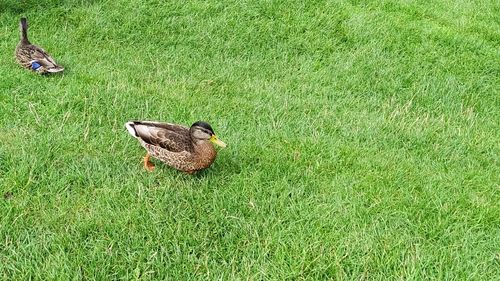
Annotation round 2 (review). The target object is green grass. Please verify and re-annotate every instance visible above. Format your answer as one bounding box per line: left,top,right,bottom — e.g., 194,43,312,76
1,0,499,279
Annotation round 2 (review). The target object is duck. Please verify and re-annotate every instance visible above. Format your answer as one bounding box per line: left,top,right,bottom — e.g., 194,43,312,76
125,120,226,173
15,18,64,74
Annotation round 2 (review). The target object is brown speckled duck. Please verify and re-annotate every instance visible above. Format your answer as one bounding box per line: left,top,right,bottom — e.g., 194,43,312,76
125,121,226,173
15,18,64,74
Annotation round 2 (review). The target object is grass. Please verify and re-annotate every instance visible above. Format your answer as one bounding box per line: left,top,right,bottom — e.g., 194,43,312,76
0,0,499,279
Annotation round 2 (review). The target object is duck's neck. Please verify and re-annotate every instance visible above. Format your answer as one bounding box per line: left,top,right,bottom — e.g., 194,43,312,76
198,140,217,153
20,22,30,44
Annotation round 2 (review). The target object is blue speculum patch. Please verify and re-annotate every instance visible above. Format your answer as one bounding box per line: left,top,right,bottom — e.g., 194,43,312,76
31,61,41,70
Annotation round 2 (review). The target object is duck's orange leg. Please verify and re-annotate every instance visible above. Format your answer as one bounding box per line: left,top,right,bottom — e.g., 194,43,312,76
143,153,155,172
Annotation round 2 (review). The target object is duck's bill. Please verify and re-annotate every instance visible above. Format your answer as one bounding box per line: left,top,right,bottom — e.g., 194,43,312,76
210,135,227,148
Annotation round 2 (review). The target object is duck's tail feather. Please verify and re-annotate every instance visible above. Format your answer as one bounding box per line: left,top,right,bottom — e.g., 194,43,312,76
46,67,64,73
125,121,139,138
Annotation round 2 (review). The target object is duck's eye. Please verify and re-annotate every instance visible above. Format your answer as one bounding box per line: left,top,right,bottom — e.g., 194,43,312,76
198,128,212,135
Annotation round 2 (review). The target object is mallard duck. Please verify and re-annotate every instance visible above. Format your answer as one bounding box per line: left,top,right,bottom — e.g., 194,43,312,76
125,120,227,173
15,18,64,74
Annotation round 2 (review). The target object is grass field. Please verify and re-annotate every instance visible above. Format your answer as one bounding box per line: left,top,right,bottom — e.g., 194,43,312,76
1,0,499,279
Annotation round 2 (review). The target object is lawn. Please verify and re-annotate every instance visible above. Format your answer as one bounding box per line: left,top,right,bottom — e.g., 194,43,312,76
0,0,499,279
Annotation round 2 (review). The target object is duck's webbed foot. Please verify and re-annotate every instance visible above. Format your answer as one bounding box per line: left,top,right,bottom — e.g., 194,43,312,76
143,153,155,172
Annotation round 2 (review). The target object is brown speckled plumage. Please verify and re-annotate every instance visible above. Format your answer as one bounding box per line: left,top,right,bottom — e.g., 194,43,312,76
126,121,225,173
15,18,64,74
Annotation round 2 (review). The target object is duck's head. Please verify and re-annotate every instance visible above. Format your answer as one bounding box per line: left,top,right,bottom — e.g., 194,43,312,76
19,18,30,43
190,121,227,148
19,18,27,30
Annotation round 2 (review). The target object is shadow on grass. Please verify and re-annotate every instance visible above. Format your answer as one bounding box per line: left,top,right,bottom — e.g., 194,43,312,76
144,153,241,182
194,164,241,179
0,0,99,14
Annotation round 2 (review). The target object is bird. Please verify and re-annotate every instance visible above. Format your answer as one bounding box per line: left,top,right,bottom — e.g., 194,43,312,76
15,18,64,74
125,120,226,173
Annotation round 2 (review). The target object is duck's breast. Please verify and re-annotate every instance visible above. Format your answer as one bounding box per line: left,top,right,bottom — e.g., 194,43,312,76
193,142,217,170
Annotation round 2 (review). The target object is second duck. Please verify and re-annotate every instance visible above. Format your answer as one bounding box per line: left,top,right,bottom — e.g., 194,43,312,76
15,18,64,74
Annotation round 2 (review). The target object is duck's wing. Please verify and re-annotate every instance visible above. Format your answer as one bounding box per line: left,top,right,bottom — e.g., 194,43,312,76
29,45,64,72
126,121,192,152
